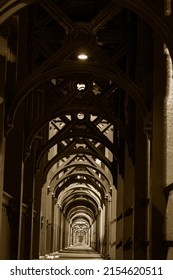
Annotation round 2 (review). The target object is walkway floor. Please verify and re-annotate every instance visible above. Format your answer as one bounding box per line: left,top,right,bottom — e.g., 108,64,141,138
42,244,103,260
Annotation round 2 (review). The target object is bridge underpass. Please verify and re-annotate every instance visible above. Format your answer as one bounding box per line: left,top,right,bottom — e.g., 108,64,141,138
1,0,173,261
39,134,115,260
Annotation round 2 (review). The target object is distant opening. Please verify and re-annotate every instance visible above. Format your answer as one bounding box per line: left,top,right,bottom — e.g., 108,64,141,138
77,82,86,91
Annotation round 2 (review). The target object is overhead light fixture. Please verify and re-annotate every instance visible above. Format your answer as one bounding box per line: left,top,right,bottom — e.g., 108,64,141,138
77,82,86,91
78,53,88,60
77,113,85,120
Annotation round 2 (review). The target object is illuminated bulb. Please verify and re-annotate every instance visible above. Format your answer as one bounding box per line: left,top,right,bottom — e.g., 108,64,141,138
78,54,88,60
77,113,85,120
77,83,86,91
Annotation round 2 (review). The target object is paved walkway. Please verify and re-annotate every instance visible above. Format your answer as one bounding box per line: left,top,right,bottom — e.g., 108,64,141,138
41,244,103,260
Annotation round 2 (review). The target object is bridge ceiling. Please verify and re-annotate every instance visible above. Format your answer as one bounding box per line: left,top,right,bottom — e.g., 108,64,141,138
1,0,158,223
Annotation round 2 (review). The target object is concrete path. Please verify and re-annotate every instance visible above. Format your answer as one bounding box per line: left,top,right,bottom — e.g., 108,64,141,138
42,244,103,260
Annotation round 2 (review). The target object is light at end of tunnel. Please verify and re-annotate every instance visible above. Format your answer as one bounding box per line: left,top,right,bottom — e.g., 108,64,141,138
78,53,88,60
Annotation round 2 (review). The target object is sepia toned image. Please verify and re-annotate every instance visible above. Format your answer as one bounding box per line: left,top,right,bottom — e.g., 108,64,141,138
0,0,173,261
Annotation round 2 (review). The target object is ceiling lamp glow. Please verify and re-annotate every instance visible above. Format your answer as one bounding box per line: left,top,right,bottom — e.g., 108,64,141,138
77,82,86,91
77,113,85,120
78,53,88,60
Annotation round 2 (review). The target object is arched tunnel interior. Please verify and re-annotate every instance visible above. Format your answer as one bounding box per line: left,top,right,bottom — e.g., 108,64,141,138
1,0,173,260
41,112,116,258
